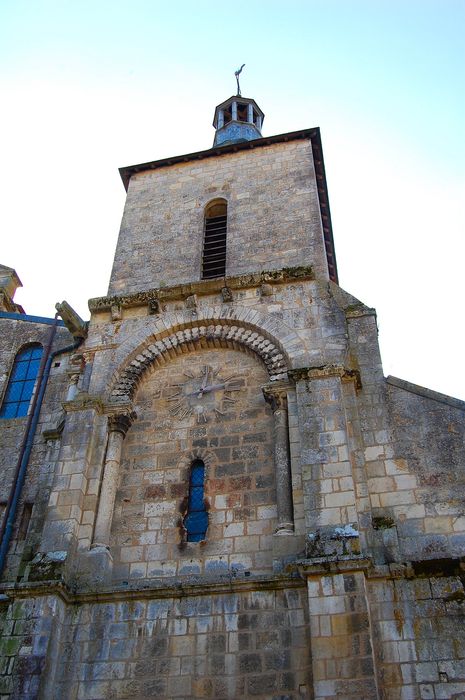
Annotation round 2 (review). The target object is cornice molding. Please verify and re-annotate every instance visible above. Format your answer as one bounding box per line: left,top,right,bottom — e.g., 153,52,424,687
63,395,136,416
88,266,314,314
289,364,362,389
0,573,305,606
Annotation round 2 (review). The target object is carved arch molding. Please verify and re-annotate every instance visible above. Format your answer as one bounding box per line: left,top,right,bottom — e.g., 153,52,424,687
110,323,290,401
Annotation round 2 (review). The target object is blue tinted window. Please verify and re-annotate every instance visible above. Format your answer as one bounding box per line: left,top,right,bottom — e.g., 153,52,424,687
184,460,208,542
0,345,43,419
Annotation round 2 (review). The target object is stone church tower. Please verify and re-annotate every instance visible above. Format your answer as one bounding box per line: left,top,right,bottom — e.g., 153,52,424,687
0,91,464,699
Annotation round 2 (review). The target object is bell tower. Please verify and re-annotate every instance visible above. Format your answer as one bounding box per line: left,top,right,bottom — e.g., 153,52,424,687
212,95,264,146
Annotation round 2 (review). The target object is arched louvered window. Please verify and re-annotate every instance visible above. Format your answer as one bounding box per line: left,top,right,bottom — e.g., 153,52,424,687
0,344,43,419
202,199,227,279
184,459,208,542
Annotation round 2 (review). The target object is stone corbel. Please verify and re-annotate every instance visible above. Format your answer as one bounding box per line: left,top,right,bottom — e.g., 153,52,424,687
110,304,122,321
260,283,273,297
148,297,161,315
185,294,198,310
221,286,233,303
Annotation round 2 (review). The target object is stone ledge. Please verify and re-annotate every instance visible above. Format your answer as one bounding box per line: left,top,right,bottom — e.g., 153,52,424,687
0,572,305,605
386,375,465,411
289,364,362,389
296,556,372,577
88,266,314,313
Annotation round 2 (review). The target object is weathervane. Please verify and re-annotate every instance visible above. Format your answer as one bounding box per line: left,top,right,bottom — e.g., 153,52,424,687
235,64,245,96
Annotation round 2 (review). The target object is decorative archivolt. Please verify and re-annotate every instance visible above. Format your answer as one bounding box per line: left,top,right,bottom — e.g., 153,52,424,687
109,322,290,401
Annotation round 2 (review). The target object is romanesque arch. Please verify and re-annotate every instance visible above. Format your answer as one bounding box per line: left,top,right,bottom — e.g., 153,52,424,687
108,316,298,402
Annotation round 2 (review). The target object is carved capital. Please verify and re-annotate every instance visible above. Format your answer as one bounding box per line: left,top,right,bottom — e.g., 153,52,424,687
108,411,136,437
262,384,289,412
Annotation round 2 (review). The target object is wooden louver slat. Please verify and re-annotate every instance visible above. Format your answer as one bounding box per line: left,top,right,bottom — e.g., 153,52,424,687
202,213,227,279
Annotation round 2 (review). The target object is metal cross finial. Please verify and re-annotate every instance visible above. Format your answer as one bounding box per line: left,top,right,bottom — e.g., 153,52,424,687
235,64,245,96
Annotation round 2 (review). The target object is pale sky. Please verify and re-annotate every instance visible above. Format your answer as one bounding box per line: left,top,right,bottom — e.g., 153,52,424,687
1,0,464,398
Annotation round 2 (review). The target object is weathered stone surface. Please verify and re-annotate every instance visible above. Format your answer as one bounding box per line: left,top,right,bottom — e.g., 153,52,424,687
1,102,464,700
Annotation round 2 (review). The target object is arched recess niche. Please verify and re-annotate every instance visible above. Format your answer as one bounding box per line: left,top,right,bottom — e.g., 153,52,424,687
109,343,279,582
108,320,291,404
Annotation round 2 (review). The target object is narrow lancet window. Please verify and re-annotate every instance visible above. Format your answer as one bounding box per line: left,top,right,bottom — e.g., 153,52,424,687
0,344,43,419
202,199,227,279
184,459,208,542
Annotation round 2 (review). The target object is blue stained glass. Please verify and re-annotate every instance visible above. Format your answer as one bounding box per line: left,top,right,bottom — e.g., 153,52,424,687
191,464,205,486
17,402,30,417
11,361,28,380
26,359,41,379
20,380,35,400
7,383,22,402
2,404,16,418
184,511,208,539
189,485,204,510
0,344,43,419
185,460,208,542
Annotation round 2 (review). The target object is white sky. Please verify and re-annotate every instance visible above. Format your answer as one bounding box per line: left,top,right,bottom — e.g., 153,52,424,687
1,0,464,399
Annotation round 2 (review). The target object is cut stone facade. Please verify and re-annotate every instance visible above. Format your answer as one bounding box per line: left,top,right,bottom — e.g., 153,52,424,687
0,97,464,699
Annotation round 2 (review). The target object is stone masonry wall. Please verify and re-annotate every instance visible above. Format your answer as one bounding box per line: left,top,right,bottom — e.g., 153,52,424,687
86,279,349,403
110,348,280,583
386,382,465,563
368,574,465,699
0,318,72,582
108,140,329,296
0,586,311,700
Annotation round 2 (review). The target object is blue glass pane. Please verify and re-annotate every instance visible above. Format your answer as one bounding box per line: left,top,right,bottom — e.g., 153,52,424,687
11,362,28,380
0,403,17,418
191,464,205,486
20,380,35,401
20,347,34,360
1,346,43,420
6,382,23,401
17,402,30,417
189,486,204,511
184,461,208,541
185,511,208,540
26,359,41,379
188,531,204,543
